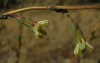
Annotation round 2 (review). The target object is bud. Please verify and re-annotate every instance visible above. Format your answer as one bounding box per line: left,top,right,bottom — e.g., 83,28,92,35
15,16,49,39
68,15,94,55
31,20,49,38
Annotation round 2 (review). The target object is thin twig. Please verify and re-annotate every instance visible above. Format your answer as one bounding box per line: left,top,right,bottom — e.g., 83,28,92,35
71,54,79,63
2,6,100,15
87,21,100,42
16,0,25,63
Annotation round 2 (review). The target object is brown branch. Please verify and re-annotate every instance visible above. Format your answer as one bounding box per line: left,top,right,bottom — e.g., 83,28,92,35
71,54,79,63
2,5,100,15
87,21,100,42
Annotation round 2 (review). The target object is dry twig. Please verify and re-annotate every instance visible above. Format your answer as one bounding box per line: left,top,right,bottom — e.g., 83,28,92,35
2,6,100,15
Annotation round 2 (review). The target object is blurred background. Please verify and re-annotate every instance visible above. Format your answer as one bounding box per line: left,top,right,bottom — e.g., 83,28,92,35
0,0,100,63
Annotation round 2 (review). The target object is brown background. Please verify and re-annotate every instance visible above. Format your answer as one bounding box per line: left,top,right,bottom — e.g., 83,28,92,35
0,0,100,63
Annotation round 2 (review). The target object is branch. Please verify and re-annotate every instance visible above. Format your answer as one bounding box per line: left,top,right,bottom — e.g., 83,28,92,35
87,21,100,42
2,5,100,15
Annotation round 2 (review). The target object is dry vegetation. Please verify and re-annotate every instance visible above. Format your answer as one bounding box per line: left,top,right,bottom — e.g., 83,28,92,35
0,0,100,63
